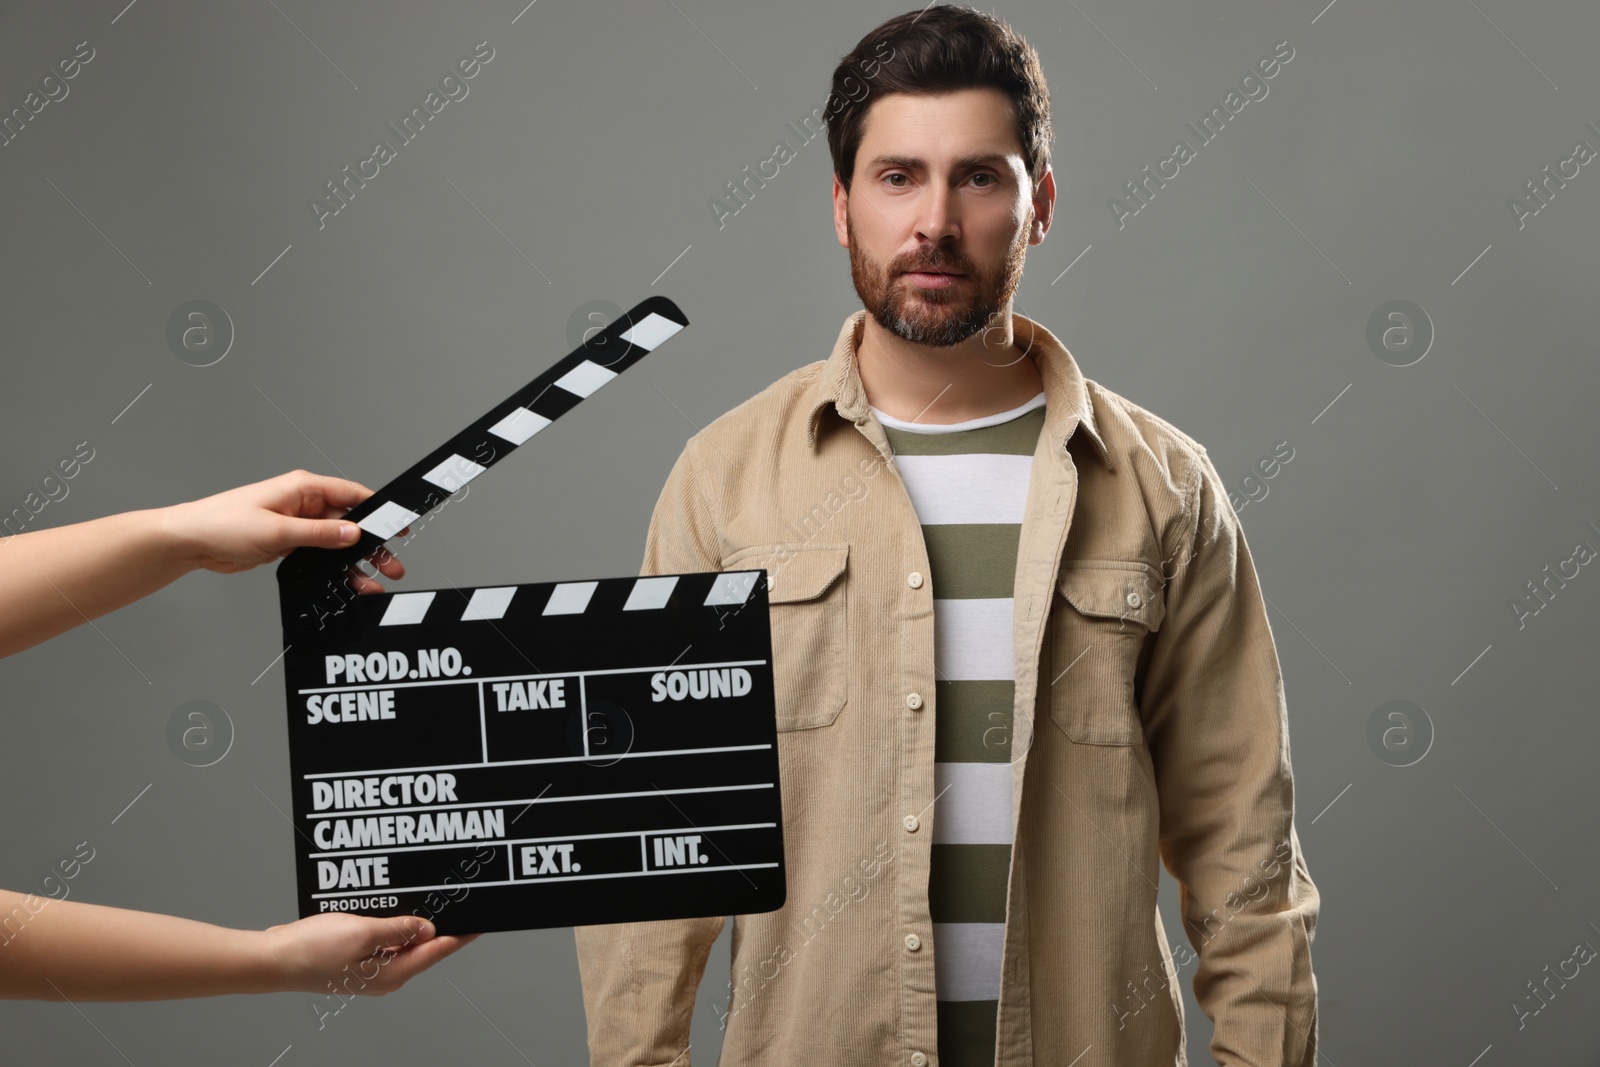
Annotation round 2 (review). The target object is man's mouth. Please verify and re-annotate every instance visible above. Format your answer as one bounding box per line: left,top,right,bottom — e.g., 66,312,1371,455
900,268,966,288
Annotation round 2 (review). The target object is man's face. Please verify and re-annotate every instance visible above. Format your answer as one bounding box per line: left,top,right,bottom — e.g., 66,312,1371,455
833,87,1051,348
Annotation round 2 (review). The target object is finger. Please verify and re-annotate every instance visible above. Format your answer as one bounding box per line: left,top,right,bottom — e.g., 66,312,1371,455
375,932,476,987
366,916,436,954
342,565,385,595
271,516,361,553
366,546,405,580
287,472,375,515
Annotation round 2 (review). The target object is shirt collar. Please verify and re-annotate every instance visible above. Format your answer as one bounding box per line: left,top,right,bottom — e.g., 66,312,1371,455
804,309,1114,472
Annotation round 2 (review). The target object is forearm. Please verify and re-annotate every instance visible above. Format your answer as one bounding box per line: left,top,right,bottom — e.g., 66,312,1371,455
0,889,279,1000
0,508,196,659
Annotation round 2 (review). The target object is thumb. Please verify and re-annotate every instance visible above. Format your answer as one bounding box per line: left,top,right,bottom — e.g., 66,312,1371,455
286,518,361,550
389,917,436,947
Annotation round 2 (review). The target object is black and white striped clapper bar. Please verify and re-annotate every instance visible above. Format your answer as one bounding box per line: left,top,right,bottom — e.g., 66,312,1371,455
275,297,786,934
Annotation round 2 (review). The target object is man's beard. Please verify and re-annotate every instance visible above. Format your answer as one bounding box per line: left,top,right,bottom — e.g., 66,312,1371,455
846,207,1030,348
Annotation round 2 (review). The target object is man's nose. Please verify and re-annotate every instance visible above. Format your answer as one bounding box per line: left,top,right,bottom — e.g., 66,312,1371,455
911,180,960,245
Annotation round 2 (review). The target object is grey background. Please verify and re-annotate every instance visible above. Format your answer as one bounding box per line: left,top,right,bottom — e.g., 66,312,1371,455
1,0,1596,1063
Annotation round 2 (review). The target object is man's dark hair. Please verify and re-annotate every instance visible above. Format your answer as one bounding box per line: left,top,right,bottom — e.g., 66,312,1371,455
825,6,1052,194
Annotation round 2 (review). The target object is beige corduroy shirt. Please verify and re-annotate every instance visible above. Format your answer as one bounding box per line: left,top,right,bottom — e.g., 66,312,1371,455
573,309,1320,1067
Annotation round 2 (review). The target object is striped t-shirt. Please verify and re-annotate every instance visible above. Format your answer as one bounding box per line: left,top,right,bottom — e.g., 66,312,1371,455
874,391,1046,1067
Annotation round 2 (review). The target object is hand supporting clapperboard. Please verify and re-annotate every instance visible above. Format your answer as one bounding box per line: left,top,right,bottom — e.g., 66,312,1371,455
275,296,788,935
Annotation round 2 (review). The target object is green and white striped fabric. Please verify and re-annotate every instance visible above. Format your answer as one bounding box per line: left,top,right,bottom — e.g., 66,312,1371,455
874,391,1046,1067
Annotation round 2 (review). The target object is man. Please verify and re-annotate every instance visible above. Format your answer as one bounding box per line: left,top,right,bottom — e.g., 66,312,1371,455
575,7,1319,1066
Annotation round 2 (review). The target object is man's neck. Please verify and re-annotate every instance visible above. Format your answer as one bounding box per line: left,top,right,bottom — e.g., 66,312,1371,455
855,309,1045,425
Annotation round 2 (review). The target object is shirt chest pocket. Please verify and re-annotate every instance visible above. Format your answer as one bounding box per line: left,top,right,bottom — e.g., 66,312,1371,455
720,542,849,731
1048,561,1165,746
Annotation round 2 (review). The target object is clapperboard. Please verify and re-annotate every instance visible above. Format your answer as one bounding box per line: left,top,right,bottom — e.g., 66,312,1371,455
274,297,785,934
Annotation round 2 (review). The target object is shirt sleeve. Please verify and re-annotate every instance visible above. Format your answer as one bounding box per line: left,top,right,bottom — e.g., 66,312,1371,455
1139,446,1321,1067
573,440,728,1067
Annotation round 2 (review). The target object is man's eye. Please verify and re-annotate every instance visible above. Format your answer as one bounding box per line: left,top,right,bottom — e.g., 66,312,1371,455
970,172,996,187
884,173,908,187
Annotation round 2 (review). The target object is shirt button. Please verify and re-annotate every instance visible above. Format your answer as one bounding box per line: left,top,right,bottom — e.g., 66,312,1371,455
911,1054,929,1067
1126,591,1142,608
905,692,924,711
907,571,924,589
902,814,920,832
904,933,922,951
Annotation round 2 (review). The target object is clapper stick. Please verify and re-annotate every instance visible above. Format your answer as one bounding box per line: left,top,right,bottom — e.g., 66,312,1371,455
276,296,688,629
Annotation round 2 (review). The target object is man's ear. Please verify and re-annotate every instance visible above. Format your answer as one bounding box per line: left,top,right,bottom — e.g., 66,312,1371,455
1029,166,1055,245
832,173,850,248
